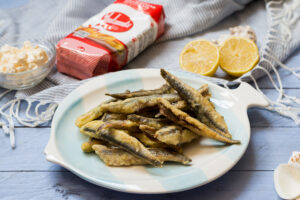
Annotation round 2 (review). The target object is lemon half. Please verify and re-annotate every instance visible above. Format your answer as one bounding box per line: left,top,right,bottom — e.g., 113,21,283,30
180,39,219,77
219,37,259,77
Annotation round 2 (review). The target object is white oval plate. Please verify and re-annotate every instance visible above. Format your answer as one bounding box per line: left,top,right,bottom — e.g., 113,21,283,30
44,69,268,194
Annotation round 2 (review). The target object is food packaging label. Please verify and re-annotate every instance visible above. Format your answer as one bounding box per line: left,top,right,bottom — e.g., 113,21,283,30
56,0,165,79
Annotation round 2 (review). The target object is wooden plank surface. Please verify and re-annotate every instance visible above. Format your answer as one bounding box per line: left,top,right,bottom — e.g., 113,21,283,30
2,78,300,200
1,69,300,200
0,171,280,200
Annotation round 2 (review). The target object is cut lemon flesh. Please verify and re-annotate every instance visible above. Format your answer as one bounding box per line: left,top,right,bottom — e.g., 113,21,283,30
219,36,259,77
180,39,219,77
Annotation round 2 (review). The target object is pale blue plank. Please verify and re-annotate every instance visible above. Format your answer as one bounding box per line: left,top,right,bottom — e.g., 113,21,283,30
0,128,61,171
0,171,281,200
233,127,299,170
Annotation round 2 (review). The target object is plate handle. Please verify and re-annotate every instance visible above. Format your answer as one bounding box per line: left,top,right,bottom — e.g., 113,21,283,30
229,82,269,108
44,137,68,168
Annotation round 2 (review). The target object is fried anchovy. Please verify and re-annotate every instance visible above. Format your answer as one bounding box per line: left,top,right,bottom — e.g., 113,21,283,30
139,125,157,136
172,100,188,110
99,128,162,167
154,125,199,146
101,113,127,121
154,84,212,117
197,114,232,138
138,111,160,118
160,69,230,136
93,144,191,166
105,84,172,99
80,120,139,139
155,100,188,118
172,92,212,111
98,120,139,132
81,138,106,153
80,120,139,138
148,148,191,165
100,93,181,114
137,125,183,152
75,99,116,128
130,132,169,148
157,98,240,144
199,84,211,98
93,144,145,166
82,121,163,166
80,120,104,139
190,87,230,138
127,114,170,129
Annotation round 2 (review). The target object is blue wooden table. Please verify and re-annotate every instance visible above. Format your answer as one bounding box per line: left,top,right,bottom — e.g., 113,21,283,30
1,1,300,200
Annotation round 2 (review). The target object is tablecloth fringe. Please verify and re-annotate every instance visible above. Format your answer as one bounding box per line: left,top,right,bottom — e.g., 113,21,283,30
0,92,57,148
244,0,300,124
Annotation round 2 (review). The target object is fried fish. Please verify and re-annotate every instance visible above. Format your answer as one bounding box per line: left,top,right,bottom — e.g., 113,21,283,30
139,124,157,136
99,120,139,132
81,138,106,153
127,114,169,129
99,128,163,167
75,98,116,128
101,113,127,121
80,120,104,139
105,84,172,99
93,144,145,166
76,70,238,168
130,132,169,148
81,120,162,166
154,125,199,146
149,148,191,165
160,69,230,137
100,93,181,114
93,144,191,166
157,98,240,144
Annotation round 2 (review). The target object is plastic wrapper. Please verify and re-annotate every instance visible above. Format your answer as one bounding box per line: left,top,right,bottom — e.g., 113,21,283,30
56,0,165,79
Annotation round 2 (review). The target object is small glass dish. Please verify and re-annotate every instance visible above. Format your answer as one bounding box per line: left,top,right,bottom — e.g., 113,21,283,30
0,40,55,90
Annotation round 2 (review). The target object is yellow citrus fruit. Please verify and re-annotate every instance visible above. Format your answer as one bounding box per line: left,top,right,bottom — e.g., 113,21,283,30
219,36,259,77
180,39,219,76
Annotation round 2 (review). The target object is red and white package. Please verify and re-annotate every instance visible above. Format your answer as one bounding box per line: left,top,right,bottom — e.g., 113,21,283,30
56,0,165,79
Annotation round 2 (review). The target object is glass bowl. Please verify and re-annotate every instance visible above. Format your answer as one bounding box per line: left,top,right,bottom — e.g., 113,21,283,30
0,40,55,90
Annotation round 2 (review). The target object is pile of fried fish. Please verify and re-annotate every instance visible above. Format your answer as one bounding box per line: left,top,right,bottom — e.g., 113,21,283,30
75,69,240,167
